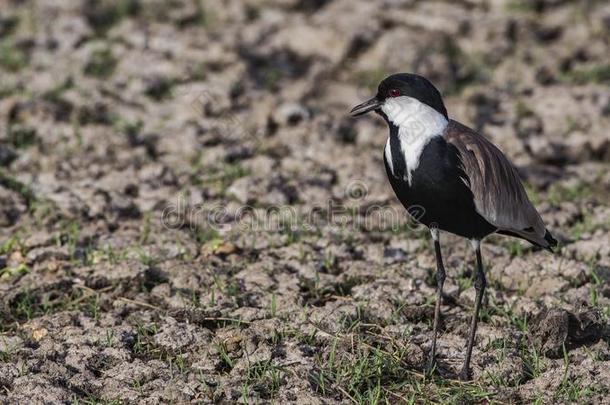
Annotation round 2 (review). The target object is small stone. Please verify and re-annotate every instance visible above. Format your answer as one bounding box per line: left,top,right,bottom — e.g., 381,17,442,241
23,232,55,249
25,246,71,265
0,335,23,352
271,102,310,127
8,250,24,267
31,327,48,342
111,195,141,219
226,177,251,204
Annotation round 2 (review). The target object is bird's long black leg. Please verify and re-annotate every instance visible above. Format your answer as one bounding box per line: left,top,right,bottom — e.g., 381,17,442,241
427,227,445,373
459,240,486,381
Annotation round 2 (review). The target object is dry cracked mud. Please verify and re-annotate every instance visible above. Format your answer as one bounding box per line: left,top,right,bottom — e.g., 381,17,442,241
1,0,610,404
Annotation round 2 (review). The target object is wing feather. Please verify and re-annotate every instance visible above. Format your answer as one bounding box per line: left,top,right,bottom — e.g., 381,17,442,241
443,120,550,247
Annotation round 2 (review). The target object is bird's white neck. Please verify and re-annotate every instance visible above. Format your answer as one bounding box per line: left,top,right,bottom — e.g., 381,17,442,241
382,96,448,184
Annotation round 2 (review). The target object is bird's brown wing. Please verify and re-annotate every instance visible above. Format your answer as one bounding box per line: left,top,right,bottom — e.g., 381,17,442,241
443,120,550,247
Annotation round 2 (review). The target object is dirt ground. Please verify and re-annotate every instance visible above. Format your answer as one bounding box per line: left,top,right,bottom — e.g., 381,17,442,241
1,0,610,403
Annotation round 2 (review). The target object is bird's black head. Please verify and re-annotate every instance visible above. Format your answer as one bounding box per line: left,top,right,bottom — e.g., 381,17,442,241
350,73,447,119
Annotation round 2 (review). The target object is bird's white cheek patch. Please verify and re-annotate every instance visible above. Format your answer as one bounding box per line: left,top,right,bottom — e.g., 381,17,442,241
382,97,421,127
382,96,448,135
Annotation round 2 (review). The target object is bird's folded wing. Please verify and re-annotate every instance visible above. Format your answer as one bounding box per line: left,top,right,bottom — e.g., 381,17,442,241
444,120,548,246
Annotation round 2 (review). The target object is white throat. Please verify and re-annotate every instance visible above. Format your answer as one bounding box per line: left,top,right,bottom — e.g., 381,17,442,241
382,96,448,184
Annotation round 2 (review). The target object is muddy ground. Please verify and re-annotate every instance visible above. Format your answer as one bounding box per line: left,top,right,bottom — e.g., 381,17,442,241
1,0,610,403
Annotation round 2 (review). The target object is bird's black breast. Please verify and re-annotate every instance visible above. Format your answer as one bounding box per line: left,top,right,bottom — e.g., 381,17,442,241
388,125,407,179
384,136,496,239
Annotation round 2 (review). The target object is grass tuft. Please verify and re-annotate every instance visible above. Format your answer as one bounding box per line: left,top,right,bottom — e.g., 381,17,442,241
0,41,28,72
84,47,118,78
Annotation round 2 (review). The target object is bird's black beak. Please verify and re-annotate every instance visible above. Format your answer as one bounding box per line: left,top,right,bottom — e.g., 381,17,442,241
350,96,382,117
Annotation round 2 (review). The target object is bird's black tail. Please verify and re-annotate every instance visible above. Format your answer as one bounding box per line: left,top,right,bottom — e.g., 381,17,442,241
496,228,558,252
544,229,558,252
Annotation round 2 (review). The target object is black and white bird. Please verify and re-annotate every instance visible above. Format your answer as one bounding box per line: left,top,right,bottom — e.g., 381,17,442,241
350,73,557,380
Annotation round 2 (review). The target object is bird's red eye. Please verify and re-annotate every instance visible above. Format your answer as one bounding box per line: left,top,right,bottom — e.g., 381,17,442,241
389,89,400,97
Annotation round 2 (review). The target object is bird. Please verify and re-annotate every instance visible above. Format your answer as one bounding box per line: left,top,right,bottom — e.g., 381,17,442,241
350,73,557,380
